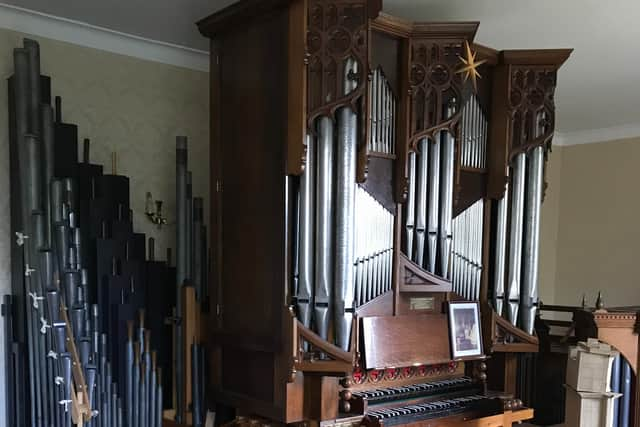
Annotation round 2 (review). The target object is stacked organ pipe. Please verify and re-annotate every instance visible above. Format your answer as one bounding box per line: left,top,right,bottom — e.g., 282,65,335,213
460,95,488,169
40,129,168,427
294,57,361,351
8,38,202,426
368,68,396,155
451,200,484,301
175,137,187,422
354,187,394,307
403,100,457,278
122,317,166,427
493,111,546,334
175,137,208,423
610,354,634,427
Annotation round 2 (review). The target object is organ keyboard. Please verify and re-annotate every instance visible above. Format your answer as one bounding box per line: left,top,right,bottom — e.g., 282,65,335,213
363,395,496,427
197,0,571,426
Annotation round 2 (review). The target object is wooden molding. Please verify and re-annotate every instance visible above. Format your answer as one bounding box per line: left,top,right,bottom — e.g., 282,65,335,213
500,49,573,66
484,308,539,354
398,253,453,293
197,0,293,37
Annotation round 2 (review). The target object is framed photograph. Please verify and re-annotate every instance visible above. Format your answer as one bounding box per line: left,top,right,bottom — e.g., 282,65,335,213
448,301,483,359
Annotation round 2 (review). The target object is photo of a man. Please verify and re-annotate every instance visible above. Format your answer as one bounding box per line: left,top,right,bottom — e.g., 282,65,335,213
449,302,482,358
454,308,479,351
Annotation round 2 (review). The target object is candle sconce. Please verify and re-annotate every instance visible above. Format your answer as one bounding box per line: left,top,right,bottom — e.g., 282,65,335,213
145,192,168,229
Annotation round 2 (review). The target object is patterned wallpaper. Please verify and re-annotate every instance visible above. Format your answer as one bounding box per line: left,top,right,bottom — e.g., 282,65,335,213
0,28,209,423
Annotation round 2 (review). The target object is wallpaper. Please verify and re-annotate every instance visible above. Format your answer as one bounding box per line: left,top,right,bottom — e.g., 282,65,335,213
0,28,209,424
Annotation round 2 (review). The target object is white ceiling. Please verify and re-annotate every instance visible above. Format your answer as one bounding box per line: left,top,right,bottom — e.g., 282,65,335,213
4,0,640,135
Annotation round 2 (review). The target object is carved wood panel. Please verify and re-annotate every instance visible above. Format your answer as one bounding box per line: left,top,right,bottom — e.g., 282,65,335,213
408,40,465,149
307,0,370,123
507,66,557,160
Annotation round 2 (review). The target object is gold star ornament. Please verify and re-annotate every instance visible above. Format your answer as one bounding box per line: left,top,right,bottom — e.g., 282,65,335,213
456,41,487,93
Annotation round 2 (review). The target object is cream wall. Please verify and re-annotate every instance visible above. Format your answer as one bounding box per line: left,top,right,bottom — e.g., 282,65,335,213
548,138,640,307
538,146,563,306
0,28,209,425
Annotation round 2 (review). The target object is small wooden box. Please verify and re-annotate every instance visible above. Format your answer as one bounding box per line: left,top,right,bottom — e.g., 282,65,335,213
564,385,621,427
566,339,618,392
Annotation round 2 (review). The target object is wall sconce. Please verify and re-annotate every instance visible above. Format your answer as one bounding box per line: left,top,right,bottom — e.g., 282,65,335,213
145,192,168,229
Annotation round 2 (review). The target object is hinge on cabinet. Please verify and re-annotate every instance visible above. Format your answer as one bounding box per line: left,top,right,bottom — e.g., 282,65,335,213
216,181,222,192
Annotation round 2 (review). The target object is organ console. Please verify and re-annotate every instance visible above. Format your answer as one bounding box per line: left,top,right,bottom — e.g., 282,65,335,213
197,0,571,425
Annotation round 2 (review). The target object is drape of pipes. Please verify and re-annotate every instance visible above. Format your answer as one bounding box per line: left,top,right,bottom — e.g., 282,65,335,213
492,111,546,334
292,58,395,352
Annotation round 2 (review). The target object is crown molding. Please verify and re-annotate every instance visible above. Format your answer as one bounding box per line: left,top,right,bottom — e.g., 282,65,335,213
0,2,209,72
554,123,640,147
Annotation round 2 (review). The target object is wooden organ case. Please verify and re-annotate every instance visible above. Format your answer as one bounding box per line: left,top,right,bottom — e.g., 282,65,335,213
197,1,571,426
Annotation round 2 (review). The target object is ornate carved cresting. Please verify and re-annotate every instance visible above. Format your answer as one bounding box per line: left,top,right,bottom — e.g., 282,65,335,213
507,66,557,160
307,0,371,123
408,40,465,149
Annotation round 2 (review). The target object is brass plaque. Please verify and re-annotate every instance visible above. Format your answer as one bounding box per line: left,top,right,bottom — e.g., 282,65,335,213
410,297,434,311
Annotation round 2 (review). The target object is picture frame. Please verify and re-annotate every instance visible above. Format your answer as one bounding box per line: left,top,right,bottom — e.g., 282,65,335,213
448,301,483,359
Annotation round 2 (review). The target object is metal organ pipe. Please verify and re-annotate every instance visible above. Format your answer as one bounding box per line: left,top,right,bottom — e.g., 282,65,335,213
24,38,41,136
506,153,526,326
175,136,188,422
296,133,315,329
451,200,484,301
404,153,417,260
42,105,55,247
353,187,393,308
313,115,334,342
439,101,456,279
460,97,488,169
520,147,543,334
368,68,396,155
414,138,429,267
370,70,378,152
493,183,509,316
333,56,358,351
426,133,440,273
521,113,546,334
13,47,42,425
354,190,363,306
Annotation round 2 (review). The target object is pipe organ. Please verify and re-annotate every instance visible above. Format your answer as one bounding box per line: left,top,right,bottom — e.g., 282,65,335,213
198,0,571,425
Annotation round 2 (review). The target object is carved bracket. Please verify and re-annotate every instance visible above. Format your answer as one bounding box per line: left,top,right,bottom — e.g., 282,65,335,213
398,253,452,293
484,307,539,353
294,319,355,375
